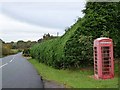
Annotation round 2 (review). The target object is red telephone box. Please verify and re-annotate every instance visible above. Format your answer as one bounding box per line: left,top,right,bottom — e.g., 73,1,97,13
94,37,114,79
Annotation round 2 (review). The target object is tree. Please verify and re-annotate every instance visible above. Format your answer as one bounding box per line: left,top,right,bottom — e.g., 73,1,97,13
38,39,42,43
43,33,51,40
17,40,26,49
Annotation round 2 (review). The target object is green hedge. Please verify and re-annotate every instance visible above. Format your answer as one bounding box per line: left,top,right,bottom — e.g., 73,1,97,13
31,19,94,69
31,2,120,69
31,21,79,69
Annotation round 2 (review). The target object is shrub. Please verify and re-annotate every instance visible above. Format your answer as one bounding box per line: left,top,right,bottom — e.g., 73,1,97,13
2,45,11,56
31,2,120,69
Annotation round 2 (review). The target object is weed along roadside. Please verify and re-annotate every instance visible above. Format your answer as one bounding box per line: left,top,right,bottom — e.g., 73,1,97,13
28,58,118,88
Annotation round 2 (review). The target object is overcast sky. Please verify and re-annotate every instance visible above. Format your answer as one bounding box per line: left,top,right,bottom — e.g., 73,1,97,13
0,0,86,42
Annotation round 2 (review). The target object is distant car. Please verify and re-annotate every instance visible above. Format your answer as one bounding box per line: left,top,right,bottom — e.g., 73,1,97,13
23,48,30,57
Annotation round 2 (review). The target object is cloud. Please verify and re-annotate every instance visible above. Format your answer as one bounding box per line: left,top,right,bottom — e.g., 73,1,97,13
2,2,85,29
0,13,64,42
0,0,86,3
0,1,86,42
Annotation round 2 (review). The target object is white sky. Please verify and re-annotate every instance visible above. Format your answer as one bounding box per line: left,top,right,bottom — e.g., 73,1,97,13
0,1,86,42
0,0,87,2
0,13,64,42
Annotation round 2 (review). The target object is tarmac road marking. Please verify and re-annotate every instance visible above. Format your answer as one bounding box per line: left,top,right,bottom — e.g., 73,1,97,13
10,60,13,62
0,63,8,68
9,55,16,63
0,55,16,68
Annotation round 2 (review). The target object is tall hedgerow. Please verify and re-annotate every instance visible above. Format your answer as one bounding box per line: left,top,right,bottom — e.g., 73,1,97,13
81,2,120,57
31,2,120,69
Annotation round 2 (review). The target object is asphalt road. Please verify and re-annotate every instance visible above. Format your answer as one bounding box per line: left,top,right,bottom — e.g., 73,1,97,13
0,53,43,88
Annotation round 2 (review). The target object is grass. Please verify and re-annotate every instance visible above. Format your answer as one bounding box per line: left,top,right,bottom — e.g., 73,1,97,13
29,58,118,88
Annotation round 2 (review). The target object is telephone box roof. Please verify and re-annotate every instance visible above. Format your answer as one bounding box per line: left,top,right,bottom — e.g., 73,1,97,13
95,37,111,41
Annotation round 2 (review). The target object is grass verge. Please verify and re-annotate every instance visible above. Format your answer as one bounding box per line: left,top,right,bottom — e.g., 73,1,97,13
29,58,118,88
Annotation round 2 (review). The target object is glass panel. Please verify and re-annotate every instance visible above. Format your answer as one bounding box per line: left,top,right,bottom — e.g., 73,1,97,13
94,47,98,74
101,46,111,75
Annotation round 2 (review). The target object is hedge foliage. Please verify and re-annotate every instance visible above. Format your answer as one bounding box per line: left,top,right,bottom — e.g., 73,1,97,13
1,45,16,56
82,2,120,57
31,21,78,68
31,2,120,69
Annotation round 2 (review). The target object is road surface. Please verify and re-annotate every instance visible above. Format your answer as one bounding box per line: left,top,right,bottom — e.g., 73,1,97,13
0,53,43,88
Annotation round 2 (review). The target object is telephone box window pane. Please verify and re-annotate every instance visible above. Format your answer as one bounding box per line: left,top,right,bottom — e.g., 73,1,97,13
101,46,111,75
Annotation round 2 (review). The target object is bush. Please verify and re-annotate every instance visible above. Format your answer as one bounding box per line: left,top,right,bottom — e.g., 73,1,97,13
64,35,93,68
30,21,80,69
82,2,120,58
30,20,92,69
2,45,11,56
31,2,120,69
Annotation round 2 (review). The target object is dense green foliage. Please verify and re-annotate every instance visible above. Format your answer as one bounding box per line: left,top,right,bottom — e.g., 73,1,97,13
31,22,78,68
31,2,120,69
82,2,120,57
